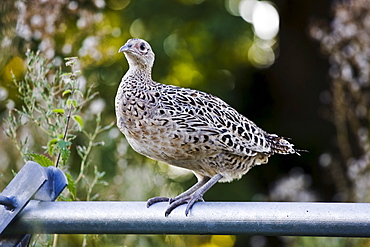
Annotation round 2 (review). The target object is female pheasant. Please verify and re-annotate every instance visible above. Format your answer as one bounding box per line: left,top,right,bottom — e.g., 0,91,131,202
116,38,299,216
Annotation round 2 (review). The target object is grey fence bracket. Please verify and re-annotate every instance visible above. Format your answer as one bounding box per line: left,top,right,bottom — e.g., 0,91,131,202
0,161,67,247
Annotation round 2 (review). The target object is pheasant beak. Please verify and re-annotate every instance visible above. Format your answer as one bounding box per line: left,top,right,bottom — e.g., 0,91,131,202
118,43,132,53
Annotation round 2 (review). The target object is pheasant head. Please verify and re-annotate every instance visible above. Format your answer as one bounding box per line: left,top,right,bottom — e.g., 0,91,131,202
119,38,155,72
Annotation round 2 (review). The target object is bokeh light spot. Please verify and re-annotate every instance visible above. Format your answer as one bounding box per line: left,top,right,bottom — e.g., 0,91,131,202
239,0,279,40
252,1,279,40
210,235,236,247
2,56,25,82
239,0,257,23
163,33,187,57
225,0,241,16
129,19,148,39
248,41,275,68
105,0,130,10
238,0,279,68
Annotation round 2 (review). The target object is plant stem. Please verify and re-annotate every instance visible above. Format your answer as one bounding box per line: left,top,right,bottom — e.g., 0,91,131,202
55,105,73,167
52,234,58,247
75,129,97,184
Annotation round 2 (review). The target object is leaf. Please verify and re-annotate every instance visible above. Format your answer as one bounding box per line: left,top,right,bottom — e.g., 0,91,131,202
47,138,58,156
57,140,72,164
74,90,84,98
71,99,77,108
64,56,78,61
65,172,76,200
62,90,72,96
26,153,54,167
76,145,87,158
52,108,65,114
67,99,72,108
66,99,78,108
93,141,105,146
73,115,84,131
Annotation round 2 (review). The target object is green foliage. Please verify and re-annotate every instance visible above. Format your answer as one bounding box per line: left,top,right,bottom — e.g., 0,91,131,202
57,139,72,165
4,51,87,165
26,153,54,167
65,173,77,200
73,115,84,131
2,51,113,246
52,108,65,114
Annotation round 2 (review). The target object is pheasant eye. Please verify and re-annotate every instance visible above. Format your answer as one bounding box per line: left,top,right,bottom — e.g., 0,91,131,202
139,43,146,51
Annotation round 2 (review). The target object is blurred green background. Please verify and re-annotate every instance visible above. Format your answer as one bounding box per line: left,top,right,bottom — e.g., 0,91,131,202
1,0,370,246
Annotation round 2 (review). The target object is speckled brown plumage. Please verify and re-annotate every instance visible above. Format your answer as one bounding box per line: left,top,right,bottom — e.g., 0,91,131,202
116,38,299,216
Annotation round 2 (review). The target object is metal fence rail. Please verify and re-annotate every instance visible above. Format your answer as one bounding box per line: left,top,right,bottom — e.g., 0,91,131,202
4,201,370,237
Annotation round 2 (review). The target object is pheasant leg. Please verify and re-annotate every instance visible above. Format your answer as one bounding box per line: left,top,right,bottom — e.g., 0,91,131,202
165,174,223,216
146,176,210,207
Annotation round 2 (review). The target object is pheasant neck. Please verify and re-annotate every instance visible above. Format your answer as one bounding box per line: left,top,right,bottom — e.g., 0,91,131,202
124,67,154,86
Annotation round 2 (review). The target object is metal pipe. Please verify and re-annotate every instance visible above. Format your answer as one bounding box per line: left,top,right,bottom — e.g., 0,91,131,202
4,201,370,237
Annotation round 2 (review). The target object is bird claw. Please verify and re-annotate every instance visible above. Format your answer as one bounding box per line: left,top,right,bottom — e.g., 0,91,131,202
146,196,170,208
147,194,204,216
166,193,205,217
165,196,191,217
184,191,204,216
147,174,222,216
